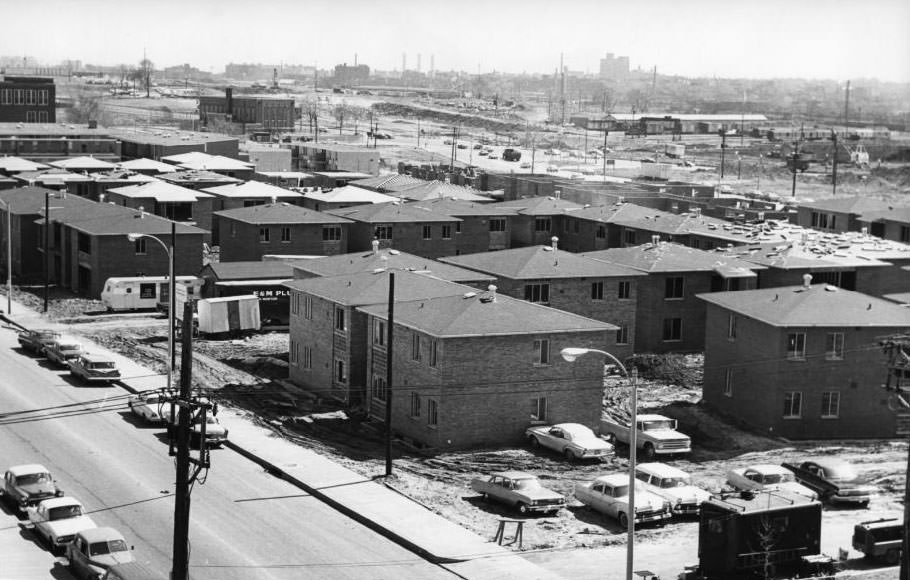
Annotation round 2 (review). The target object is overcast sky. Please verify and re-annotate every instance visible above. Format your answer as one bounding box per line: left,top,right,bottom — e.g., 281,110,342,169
4,0,909,82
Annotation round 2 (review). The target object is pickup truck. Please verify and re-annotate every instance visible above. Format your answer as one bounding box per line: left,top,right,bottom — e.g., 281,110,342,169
781,458,876,506
600,413,691,459
852,518,902,564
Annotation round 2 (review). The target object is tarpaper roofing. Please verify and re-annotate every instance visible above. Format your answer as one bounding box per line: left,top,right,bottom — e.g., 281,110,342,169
203,261,296,281
349,174,425,193
0,156,48,173
202,180,302,199
359,289,616,337
584,242,764,275
49,156,117,170
442,245,644,280
408,198,519,217
396,180,495,203
0,186,96,215
798,196,893,215
494,196,585,216
214,202,352,225
303,185,398,205
328,202,460,224
698,284,910,327
107,181,212,202
285,269,473,306
291,249,495,283
117,158,178,173
37,201,206,237
158,170,242,186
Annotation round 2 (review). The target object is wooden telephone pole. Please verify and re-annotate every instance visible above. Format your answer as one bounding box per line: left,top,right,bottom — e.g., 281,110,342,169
880,335,910,580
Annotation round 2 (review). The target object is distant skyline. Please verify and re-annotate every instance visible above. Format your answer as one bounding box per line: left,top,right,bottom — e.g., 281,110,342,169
3,0,909,83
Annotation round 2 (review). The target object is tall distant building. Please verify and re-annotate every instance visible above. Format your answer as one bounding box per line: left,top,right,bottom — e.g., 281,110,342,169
599,53,629,81
0,76,55,123
334,63,370,85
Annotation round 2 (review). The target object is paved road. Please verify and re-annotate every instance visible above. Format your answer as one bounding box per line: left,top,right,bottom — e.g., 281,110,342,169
0,325,458,580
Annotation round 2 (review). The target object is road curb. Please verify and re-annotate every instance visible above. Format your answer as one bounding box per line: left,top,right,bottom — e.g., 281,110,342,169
223,438,469,566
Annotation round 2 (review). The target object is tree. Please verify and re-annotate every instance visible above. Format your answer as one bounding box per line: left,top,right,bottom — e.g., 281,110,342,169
333,102,349,134
67,88,112,125
138,58,154,98
299,96,319,134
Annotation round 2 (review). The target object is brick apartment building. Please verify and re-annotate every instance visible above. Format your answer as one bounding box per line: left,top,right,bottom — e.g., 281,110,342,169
200,180,302,244
327,203,460,259
858,206,910,243
493,196,584,248
0,77,55,123
199,90,295,131
584,241,763,353
409,198,517,254
301,185,398,212
358,287,615,449
699,283,910,439
794,196,893,234
442,243,642,359
215,202,351,261
0,123,120,162
105,181,215,241
106,127,239,161
288,143,380,175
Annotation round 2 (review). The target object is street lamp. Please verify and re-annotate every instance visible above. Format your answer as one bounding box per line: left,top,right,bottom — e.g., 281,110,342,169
127,231,175,393
561,347,639,580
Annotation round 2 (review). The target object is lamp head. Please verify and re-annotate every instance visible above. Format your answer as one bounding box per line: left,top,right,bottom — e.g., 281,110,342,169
126,233,142,242
560,347,591,362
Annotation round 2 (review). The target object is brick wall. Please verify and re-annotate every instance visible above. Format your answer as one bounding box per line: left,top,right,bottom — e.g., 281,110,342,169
634,271,718,353
453,214,511,254
346,221,459,259
217,217,347,261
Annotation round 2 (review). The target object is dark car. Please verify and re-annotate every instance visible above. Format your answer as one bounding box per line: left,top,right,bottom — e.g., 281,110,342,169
782,459,876,506
17,329,62,355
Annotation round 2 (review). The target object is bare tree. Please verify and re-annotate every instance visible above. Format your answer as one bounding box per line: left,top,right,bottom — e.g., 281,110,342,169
333,101,349,134
138,58,154,98
299,96,319,134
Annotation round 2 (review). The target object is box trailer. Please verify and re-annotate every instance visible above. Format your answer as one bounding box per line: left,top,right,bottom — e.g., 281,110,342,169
181,295,261,336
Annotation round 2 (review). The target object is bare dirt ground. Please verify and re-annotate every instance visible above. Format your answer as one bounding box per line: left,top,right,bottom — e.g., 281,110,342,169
6,287,905,579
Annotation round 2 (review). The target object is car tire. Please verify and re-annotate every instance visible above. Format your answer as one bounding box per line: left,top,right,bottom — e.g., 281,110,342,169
642,443,656,460
517,502,530,515
529,436,540,449
618,512,630,529
564,449,575,462
885,549,900,565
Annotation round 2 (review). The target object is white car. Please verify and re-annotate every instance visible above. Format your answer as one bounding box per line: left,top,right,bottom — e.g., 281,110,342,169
575,473,672,527
526,423,614,461
27,497,96,553
635,462,711,516
128,391,170,424
726,464,818,500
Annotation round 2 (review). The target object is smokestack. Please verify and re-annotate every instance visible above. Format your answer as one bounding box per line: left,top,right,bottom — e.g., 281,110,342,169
803,273,813,288
225,87,233,118
402,52,407,73
371,239,380,254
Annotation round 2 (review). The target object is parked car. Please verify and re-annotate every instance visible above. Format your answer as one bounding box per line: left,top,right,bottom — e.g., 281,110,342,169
546,165,558,173
68,354,121,384
501,148,521,161
102,562,167,580
574,473,672,527
473,143,483,150
635,462,711,517
526,423,613,461
781,458,877,506
443,139,453,145
44,336,84,367
17,329,61,355
852,517,902,565
456,143,468,149
128,391,170,424
27,497,96,553
166,405,228,447
470,471,565,515
600,413,691,459
519,161,531,169
478,150,488,156
726,464,818,500
1,464,64,513
66,527,134,580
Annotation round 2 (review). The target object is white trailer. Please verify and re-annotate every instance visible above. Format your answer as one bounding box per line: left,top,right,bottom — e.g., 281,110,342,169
101,276,203,311
195,295,261,335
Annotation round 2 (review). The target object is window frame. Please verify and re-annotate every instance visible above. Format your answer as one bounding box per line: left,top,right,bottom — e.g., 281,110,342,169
258,227,270,243
787,332,806,360
422,224,432,240
533,338,550,366
724,368,734,397
821,391,840,419
664,276,685,300
411,333,421,361
427,399,438,427
280,226,291,243
616,324,629,345
489,217,506,232
662,317,682,342
825,332,844,360
530,396,548,422
534,217,551,233
617,280,631,300
334,307,346,331
591,281,604,300
783,391,803,418
524,282,550,304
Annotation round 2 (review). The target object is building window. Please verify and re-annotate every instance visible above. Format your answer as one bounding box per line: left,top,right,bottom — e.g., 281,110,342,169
422,224,432,239
410,393,421,418
291,294,299,315
427,399,438,427
280,227,291,242
901,226,910,243
821,391,840,418
530,397,547,422
322,225,341,241
489,218,506,232
618,281,631,299
783,391,802,418
591,281,604,300
335,307,346,331
373,319,386,346
303,295,312,319
411,333,421,361
455,221,461,234
335,359,347,384
624,229,636,245
787,332,806,360
429,339,439,367
662,318,682,341
374,225,392,240
26,111,37,122
665,276,684,299
524,283,550,304
289,339,298,365
441,225,452,239
534,339,550,365
616,324,629,345
38,90,48,106
825,332,844,360
13,89,22,105
77,232,91,254
724,368,734,397
596,225,606,239
728,314,737,340
25,89,35,105
134,238,147,255
534,217,551,232
302,346,312,369
259,227,270,243
371,375,387,401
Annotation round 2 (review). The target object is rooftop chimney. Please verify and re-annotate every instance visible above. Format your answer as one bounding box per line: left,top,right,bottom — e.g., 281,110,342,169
554,189,561,199
551,236,559,265
651,234,661,245
270,195,277,204
802,273,812,288
487,284,497,302
371,239,380,254
98,193,105,203
861,226,868,236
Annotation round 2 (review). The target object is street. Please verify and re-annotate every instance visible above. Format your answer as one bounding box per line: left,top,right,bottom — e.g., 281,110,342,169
0,323,459,580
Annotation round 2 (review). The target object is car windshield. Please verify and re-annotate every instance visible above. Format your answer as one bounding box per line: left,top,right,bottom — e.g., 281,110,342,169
49,505,82,520
762,473,793,484
513,478,541,490
611,484,629,496
89,362,116,369
90,539,128,556
59,344,81,351
641,420,674,431
825,464,859,481
659,476,690,488
16,472,51,485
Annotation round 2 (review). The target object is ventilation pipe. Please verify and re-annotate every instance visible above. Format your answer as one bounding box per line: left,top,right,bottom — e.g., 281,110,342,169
651,234,661,245
487,284,497,302
371,239,380,254
802,273,812,288
554,189,561,199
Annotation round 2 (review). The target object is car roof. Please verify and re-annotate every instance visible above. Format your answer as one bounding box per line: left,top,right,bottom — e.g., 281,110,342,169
491,471,536,480
78,527,126,543
592,473,630,486
38,496,82,509
803,457,850,469
80,353,115,363
8,464,51,476
552,423,593,434
637,462,687,478
748,464,788,474
637,414,672,422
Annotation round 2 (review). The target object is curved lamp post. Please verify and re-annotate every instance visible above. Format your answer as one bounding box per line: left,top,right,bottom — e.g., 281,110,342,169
561,347,638,580
127,232,174,393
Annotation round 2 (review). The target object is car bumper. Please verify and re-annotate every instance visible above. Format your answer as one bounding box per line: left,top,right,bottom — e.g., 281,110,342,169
77,374,121,382
634,510,672,523
527,503,566,513
671,503,701,516
830,493,871,504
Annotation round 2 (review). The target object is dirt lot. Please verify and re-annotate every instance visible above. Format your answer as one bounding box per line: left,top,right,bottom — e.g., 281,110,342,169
5,287,905,579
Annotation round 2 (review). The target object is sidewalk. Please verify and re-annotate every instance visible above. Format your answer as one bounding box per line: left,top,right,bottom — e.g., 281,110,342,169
2,298,565,580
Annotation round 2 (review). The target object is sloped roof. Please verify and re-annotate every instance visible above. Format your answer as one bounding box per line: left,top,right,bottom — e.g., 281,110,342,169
442,245,643,280
327,202,460,224
161,151,218,165
493,196,585,216
0,186,96,215
580,203,743,242
303,185,398,205
158,170,242,186
202,180,302,199
203,261,296,281
214,202,352,225
698,284,910,327
49,156,117,170
178,155,256,172
0,156,48,173
14,169,92,183
285,269,473,306
38,201,205,236
108,181,212,202
349,174,425,193
584,242,764,275
408,197,519,217
359,289,616,337
396,180,495,203
91,170,158,184
117,158,178,173
290,249,494,283
857,206,910,225
798,196,892,215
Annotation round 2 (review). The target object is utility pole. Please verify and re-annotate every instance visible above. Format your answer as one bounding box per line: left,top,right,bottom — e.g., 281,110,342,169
831,130,839,196
171,301,195,580
844,80,851,132
790,137,800,197
44,191,49,313
880,335,910,580
720,131,727,179
602,128,608,181
384,273,395,476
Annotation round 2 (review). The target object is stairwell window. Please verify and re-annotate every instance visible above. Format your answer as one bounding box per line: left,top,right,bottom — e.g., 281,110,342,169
410,393,421,418
825,332,844,360
411,333,421,361
372,375,387,401
524,282,550,304
783,391,802,418
728,314,737,340
335,359,347,384
429,339,439,368
724,369,734,397
530,397,548,422
787,332,806,360
373,319,386,346
335,307,346,331
302,346,312,369
303,296,312,319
